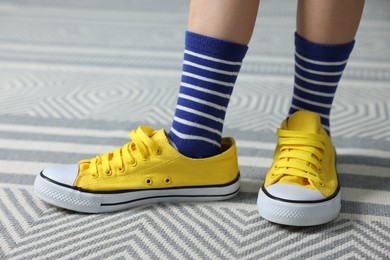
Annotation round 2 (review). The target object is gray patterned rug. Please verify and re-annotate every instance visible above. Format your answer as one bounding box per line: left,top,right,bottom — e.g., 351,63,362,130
1,0,389,259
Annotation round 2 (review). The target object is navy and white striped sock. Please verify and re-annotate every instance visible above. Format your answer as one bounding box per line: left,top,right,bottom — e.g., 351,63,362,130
168,31,248,158
289,33,355,133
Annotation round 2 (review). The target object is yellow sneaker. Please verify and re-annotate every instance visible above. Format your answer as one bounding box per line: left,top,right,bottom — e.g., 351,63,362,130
257,111,340,226
34,126,240,213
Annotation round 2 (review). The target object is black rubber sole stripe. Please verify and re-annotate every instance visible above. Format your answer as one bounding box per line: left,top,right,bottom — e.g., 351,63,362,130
261,184,341,204
101,189,240,206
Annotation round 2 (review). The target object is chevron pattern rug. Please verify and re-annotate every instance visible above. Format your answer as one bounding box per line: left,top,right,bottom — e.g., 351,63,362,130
1,0,389,259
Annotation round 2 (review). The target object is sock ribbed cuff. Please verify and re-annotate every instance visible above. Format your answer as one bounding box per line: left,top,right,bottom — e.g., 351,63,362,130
186,31,248,61
295,32,355,61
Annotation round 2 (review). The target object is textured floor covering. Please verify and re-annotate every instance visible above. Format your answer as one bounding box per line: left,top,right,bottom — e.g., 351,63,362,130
0,0,389,259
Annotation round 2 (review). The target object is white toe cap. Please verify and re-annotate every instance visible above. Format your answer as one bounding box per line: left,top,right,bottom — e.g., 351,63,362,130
41,164,79,186
266,184,325,201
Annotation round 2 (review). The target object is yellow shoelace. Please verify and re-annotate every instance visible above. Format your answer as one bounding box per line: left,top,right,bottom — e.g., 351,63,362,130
89,126,160,178
273,129,327,186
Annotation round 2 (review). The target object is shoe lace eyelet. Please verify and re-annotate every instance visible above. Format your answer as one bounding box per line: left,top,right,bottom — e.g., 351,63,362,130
105,170,112,176
155,148,162,156
130,159,138,167
92,173,99,179
145,178,153,185
118,166,125,173
164,177,171,184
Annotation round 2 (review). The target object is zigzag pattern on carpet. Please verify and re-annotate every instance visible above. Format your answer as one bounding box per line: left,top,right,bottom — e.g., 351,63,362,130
1,70,389,139
1,186,389,260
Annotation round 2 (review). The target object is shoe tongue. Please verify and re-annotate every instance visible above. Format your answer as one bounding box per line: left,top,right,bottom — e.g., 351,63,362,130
151,128,168,141
287,111,321,134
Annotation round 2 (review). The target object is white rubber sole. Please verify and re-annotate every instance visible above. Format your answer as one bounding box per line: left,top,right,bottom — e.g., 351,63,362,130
257,186,341,226
34,173,240,213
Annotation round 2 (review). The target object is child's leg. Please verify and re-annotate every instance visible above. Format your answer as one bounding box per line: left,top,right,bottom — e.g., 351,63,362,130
297,0,365,44
188,0,259,45
289,0,365,133
168,0,259,158
258,0,365,226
